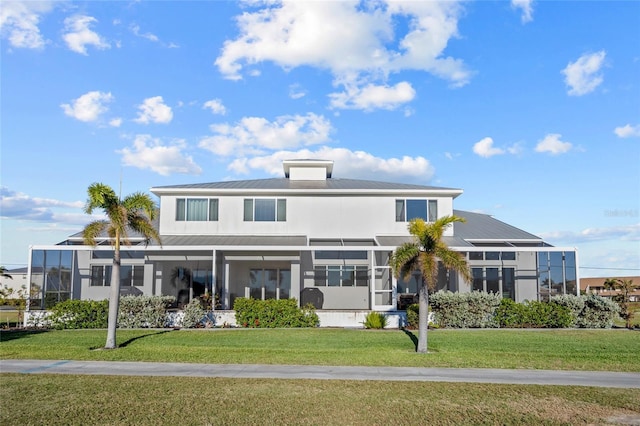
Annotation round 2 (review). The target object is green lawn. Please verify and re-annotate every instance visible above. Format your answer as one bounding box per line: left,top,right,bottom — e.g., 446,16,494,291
2,374,639,426
3,328,640,425
2,328,639,371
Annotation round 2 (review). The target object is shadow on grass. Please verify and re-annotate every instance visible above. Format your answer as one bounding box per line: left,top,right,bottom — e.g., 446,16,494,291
401,328,418,351
0,328,50,343
89,329,176,350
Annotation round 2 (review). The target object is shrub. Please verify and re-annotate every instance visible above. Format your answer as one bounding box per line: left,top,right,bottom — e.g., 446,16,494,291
429,291,500,328
48,299,109,329
181,297,206,328
524,301,573,328
363,311,388,329
118,295,175,328
495,298,572,328
494,298,528,328
575,294,620,328
406,303,419,329
550,294,585,327
234,298,319,328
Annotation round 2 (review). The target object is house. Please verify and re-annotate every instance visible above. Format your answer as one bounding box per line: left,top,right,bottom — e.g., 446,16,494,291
26,159,579,326
580,276,640,302
0,267,30,298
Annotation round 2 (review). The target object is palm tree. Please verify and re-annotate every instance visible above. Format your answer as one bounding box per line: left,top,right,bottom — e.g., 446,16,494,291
0,266,13,279
83,183,160,349
390,216,471,353
604,278,639,329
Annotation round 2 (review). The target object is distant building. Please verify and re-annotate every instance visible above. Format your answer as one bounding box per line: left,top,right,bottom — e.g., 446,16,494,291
0,267,29,296
580,276,640,302
26,160,579,325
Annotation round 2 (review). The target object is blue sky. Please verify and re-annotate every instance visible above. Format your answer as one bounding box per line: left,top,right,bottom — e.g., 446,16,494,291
1,0,638,278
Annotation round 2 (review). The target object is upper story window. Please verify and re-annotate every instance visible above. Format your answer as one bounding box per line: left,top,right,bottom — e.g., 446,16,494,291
395,199,438,222
176,198,218,221
244,198,286,222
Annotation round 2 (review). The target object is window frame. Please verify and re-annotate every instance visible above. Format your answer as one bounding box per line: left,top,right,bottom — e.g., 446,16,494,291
175,197,219,222
395,199,438,222
243,198,286,222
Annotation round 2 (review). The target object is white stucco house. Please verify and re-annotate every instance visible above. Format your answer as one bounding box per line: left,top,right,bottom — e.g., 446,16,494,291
26,159,578,326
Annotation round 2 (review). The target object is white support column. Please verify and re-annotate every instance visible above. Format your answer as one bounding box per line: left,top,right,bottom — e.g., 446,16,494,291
211,249,217,310
224,258,230,309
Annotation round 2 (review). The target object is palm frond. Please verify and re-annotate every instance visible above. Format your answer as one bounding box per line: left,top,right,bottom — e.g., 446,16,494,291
82,220,109,246
123,192,158,220
84,183,118,214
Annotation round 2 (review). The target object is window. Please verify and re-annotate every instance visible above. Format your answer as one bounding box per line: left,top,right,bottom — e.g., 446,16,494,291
90,265,144,286
244,198,286,222
176,198,218,221
313,265,368,287
395,199,438,222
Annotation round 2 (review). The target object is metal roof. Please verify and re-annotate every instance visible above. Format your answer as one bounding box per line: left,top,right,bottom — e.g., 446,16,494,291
159,235,308,246
151,178,460,193
453,210,542,241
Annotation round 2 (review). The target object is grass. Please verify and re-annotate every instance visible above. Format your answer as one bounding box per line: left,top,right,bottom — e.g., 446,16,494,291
1,374,639,425
1,328,639,371
0,310,21,329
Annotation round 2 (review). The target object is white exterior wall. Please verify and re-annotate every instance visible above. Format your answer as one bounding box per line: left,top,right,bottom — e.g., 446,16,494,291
159,193,455,238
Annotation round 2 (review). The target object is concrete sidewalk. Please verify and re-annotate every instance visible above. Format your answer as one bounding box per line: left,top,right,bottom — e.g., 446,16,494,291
2,359,639,389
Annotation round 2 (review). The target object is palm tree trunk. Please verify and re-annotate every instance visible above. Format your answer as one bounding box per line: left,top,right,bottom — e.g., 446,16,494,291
417,280,428,353
105,240,121,349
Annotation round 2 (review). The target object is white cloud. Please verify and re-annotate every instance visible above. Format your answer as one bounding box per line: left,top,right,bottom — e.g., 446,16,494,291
61,91,114,122
215,1,470,111
130,24,159,42
511,0,534,23
0,187,84,222
473,137,504,158
134,96,173,124
535,133,572,155
561,50,606,96
289,84,306,100
109,117,123,128
329,82,416,111
540,223,640,243
614,124,640,138
0,0,54,49
227,147,435,182
62,15,110,55
203,99,227,115
199,113,333,156
118,135,202,176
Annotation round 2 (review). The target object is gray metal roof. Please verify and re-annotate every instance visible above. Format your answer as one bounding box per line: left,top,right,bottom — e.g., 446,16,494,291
151,178,460,193
159,235,308,246
453,210,541,241
375,235,473,247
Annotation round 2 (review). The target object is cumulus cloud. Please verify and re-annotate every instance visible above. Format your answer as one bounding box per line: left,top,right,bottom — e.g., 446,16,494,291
614,124,640,138
0,0,54,49
472,137,523,158
203,99,227,115
215,1,470,111
62,15,110,55
199,113,333,156
61,91,114,123
134,96,173,124
118,135,202,176
329,82,416,111
0,187,84,222
109,117,123,128
227,147,435,182
561,50,606,96
535,133,572,155
511,0,534,23
473,137,504,158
